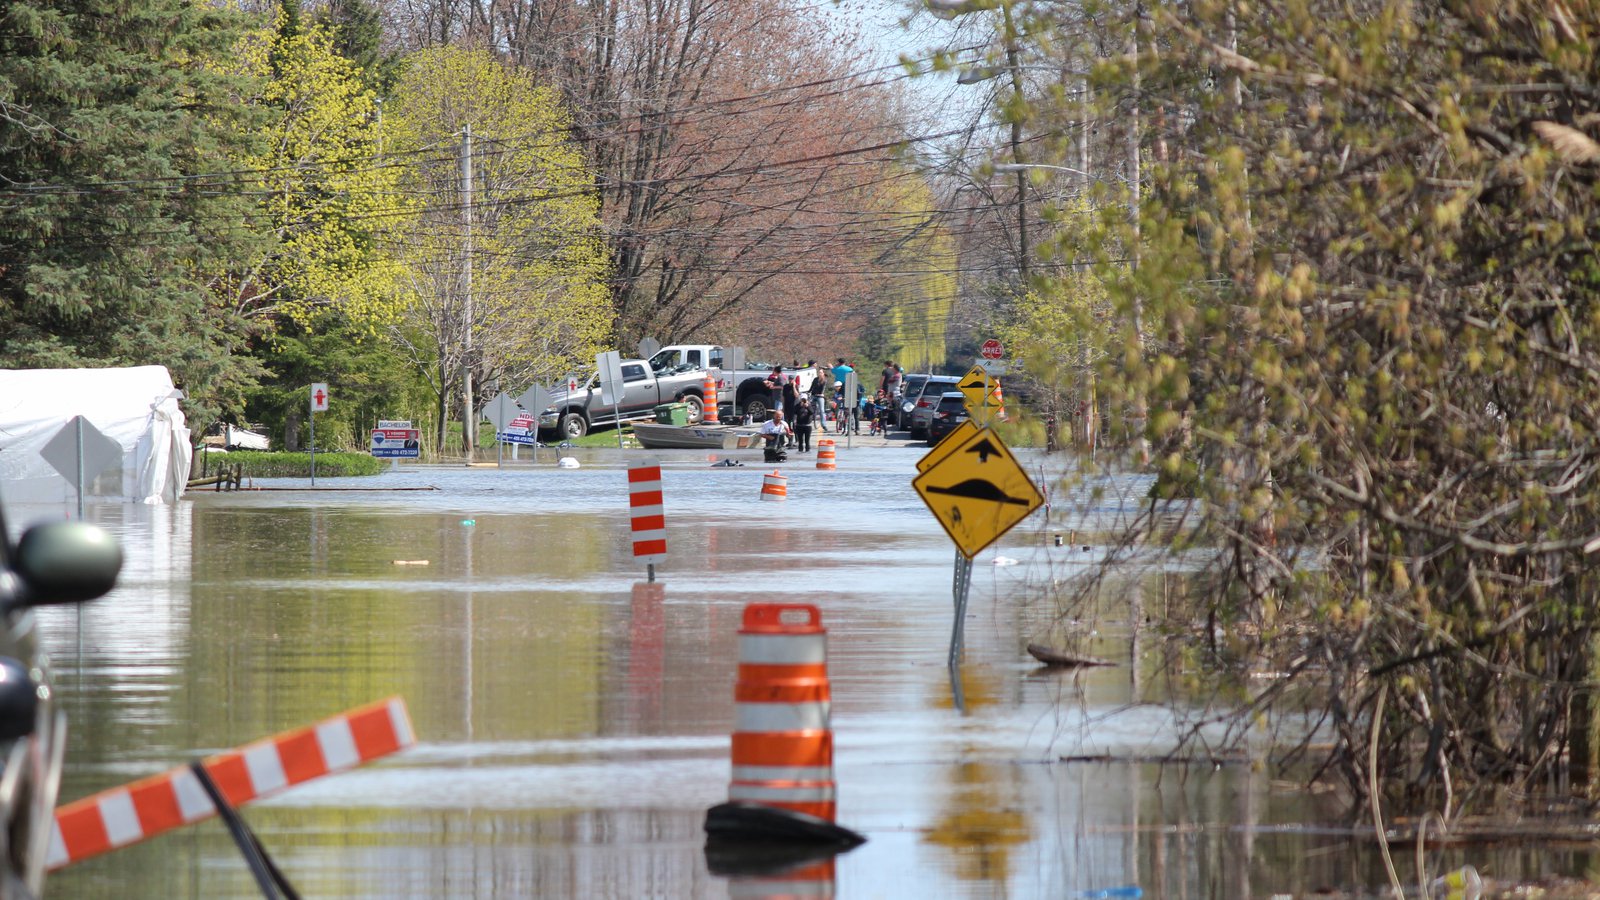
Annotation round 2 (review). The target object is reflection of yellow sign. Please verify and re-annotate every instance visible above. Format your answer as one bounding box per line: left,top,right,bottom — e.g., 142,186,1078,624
916,419,980,473
912,428,1043,559
956,366,1002,420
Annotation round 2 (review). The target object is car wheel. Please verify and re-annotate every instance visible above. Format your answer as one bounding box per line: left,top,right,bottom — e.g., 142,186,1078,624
910,426,927,440
744,397,770,421
560,413,588,440
682,394,705,425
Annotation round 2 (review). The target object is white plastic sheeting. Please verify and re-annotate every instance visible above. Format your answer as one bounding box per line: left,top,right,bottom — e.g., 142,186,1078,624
0,367,191,505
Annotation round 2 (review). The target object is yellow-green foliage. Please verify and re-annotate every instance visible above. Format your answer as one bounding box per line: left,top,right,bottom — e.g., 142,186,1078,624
229,18,409,328
385,47,612,387
875,173,956,371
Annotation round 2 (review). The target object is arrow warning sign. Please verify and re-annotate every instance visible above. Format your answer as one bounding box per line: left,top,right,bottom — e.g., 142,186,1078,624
912,426,1043,559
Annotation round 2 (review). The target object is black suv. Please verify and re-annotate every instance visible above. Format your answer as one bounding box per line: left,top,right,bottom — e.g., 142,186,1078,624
927,392,971,445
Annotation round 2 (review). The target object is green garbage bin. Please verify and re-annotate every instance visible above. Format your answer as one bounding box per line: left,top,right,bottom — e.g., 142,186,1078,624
654,402,689,426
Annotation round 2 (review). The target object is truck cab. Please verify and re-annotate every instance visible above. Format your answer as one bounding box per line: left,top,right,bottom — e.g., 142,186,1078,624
649,346,721,375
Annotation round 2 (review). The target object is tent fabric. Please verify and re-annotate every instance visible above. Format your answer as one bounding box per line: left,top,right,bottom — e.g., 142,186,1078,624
0,367,192,505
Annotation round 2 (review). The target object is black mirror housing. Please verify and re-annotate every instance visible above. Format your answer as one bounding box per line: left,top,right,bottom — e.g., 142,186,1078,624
10,522,122,608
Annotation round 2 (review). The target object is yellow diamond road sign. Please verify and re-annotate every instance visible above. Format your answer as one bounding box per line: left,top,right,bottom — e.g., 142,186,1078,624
956,366,1002,419
912,427,1044,559
916,419,981,473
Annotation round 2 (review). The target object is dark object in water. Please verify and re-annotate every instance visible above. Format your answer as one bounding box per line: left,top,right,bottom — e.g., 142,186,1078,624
713,459,744,467
704,802,865,854
763,448,788,463
1026,643,1115,668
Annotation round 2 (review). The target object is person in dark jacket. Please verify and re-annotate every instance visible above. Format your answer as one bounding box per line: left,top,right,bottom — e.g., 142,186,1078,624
793,400,815,452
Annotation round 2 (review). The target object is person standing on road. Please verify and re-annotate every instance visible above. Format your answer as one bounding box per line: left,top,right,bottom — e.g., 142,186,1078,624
782,372,800,422
831,358,853,391
764,366,786,418
880,360,901,405
793,399,815,452
807,361,827,423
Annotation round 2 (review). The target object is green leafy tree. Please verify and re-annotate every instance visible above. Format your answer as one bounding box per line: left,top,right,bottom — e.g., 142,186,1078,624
0,0,263,428
218,13,408,330
383,47,612,448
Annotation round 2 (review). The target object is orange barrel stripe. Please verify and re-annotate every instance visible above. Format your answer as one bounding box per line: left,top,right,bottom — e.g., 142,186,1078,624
728,603,836,821
47,696,414,871
627,457,667,562
759,471,787,501
815,439,836,470
702,373,720,424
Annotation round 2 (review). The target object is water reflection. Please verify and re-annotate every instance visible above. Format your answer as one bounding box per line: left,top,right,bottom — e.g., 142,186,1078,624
8,456,1594,897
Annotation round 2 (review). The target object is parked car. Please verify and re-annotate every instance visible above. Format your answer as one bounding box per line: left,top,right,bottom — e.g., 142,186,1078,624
927,392,971,445
907,375,961,440
895,373,930,430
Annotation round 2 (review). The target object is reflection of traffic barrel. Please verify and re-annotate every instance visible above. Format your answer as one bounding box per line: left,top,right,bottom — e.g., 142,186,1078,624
705,603,865,856
815,440,836,471
726,857,837,899
702,373,720,424
760,471,787,501
729,604,834,820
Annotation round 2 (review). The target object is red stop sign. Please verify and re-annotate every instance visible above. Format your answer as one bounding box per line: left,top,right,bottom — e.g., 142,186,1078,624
980,339,1004,360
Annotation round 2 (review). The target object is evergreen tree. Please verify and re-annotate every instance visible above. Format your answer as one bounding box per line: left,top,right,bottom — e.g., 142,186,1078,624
0,0,264,428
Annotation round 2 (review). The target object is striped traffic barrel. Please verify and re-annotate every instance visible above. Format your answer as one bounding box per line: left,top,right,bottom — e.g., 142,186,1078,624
729,603,835,821
702,373,720,424
815,439,836,470
627,457,667,564
760,471,787,501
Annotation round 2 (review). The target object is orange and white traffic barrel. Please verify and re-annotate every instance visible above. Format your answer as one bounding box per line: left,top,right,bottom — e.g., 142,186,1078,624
815,439,836,471
627,457,667,564
702,373,720,424
760,471,787,501
728,603,835,821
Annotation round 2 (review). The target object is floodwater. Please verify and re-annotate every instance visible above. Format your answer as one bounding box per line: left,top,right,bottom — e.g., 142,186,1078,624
10,447,1594,897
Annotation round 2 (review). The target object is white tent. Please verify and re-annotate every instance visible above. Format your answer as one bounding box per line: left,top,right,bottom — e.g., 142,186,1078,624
0,367,191,505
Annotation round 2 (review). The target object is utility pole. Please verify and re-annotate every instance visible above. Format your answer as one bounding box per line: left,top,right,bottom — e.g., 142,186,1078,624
461,124,475,458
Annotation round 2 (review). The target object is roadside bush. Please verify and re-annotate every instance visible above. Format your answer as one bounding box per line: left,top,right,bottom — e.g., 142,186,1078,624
212,451,384,478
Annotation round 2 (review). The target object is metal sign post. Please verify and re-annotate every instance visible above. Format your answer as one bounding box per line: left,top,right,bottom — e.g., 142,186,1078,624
517,384,551,463
483,393,521,469
597,351,627,450
309,383,329,486
843,371,858,449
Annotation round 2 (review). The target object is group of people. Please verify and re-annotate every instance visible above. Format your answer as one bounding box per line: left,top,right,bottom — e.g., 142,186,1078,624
758,358,906,461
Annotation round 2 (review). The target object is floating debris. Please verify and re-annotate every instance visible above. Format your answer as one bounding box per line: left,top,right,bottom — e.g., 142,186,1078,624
1026,643,1115,668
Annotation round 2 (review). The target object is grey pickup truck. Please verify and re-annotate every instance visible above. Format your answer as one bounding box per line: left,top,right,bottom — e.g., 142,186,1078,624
536,358,713,440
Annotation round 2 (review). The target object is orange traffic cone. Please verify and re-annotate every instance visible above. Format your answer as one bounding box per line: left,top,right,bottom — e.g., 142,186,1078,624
702,373,720,424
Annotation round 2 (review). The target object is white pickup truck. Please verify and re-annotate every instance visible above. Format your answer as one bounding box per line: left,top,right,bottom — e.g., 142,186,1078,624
646,344,815,421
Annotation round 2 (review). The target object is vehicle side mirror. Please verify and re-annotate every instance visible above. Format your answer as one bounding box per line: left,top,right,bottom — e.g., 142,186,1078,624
2,522,122,612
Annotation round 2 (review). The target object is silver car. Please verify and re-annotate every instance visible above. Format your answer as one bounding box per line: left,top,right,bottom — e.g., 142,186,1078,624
907,375,961,439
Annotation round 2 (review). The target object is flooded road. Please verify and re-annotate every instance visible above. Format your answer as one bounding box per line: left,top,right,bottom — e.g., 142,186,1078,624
11,447,1586,897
